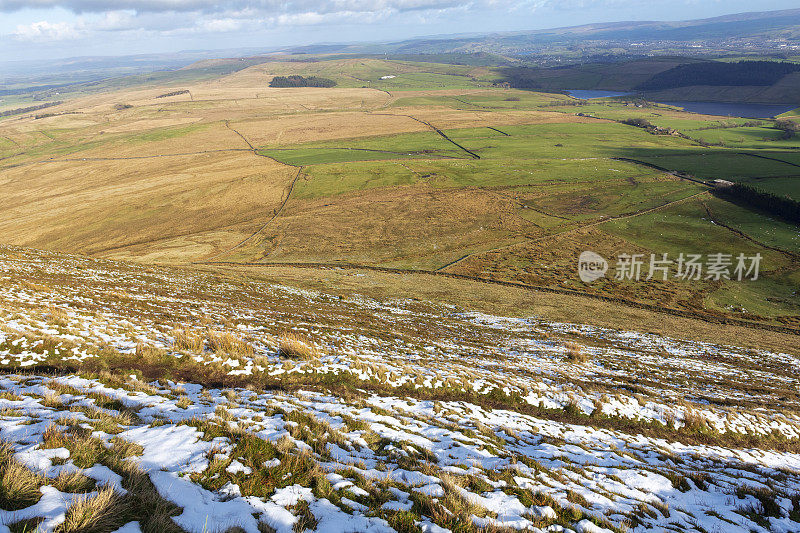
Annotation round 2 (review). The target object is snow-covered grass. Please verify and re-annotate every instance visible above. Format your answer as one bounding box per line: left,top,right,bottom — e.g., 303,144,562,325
0,245,798,532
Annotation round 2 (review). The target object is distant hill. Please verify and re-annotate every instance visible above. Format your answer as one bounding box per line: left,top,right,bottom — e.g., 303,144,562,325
495,57,800,104
635,61,800,90
385,8,800,55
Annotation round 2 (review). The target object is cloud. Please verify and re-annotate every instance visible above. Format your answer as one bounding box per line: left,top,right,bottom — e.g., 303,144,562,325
198,17,244,32
0,0,491,41
13,20,81,40
0,0,219,13
0,0,473,14
0,0,569,54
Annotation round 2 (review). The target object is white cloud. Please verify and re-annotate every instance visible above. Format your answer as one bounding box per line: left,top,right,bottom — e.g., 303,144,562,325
1,1,486,41
198,18,245,32
276,11,327,26
0,0,734,52
0,0,474,14
13,20,81,40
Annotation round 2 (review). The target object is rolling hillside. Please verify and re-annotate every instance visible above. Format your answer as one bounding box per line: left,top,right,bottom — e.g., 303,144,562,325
1,33,800,533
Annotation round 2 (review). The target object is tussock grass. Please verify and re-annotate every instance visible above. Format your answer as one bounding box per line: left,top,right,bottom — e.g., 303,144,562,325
38,423,180,533
7,517,44,533
56,487,127,533
25,334,800,453
46,306,70,327
291,500,317,533
682,408,712,433
0,442,43,511
278,332,319,360
47,381,140,423
0,391,23,401
736,484,781,519
95,371,159,395
207,331,254,358
172,328,204,352
70,405,133,434
135,343,167,360
185,418,323,501
564,342,588,363
118,463,183,533
51,470,96,494
0,441,95,512
40,391,65,409
439,473,485,520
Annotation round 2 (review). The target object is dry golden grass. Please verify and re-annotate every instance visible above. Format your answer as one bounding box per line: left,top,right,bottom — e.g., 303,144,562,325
207,331,254,358
72,405,133,433
242,185,525,269
40,391,65,408
231,111,429,147
57,487,126,533
172,328,204,352
135,343,166,360
0,150,293,260
78,121,247,158
682,408,712,432
0,440,96,511
51,470,97,494
278,332,320,360
0,442,42,511
565,342,588,363
0,56,599,267
46,306,70,327
1,56,796,348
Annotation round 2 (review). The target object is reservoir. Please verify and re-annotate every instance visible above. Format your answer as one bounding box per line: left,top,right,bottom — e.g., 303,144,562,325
655,101,796,119
564,90,796,118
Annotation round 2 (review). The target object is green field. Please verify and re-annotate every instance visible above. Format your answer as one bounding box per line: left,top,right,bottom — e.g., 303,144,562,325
629,151,800,179
392,91,571,109
293,157,672,199
746,176,800,200
260,147,438,166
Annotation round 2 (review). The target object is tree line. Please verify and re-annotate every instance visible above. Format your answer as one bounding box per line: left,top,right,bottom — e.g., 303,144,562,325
712,182,800,225
636,61,800,91
0,101,62,118
269,75,336,88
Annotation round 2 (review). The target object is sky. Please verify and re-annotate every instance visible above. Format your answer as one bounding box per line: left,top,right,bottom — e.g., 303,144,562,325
0,0,798,62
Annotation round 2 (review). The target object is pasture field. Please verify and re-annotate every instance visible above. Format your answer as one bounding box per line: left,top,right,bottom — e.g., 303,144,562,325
0,56,798,327
750,176,800,199
628,152,799,179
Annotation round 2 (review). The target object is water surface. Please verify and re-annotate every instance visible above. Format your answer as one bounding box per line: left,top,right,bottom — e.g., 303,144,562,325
565,89,796,118
657,101,796,119
565,90,631,99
